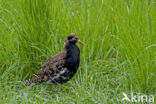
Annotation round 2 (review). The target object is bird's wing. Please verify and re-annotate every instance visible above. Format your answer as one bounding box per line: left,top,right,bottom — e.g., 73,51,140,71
27,50,67,84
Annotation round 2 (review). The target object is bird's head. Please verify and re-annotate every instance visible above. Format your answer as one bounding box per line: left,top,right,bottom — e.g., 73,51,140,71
64,33,87,48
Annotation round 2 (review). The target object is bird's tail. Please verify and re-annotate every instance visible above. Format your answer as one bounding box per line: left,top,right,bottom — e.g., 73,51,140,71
25,75,41,86
25,79,34,86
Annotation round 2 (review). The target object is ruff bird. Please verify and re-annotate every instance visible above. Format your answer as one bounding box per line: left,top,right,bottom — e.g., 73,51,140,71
27,33,87,85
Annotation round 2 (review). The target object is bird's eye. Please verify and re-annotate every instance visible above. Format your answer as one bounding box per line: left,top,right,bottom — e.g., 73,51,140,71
67,36,73,40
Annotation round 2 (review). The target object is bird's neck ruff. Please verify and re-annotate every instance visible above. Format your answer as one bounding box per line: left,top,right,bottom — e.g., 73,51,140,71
64,43,80,71
64,43,80,62
64,41,77,50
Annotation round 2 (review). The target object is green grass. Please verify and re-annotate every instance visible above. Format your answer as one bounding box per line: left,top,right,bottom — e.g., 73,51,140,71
0,0,156,103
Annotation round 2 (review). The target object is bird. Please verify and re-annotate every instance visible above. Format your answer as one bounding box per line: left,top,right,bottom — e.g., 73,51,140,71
26,33,87,85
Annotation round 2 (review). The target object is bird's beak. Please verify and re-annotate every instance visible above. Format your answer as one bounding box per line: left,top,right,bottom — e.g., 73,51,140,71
78,40,87,47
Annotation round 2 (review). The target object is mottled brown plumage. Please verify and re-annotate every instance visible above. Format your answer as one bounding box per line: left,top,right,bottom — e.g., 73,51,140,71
26,33,87,85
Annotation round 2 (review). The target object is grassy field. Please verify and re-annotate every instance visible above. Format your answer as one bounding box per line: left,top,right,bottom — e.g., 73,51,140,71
0,0,156,103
